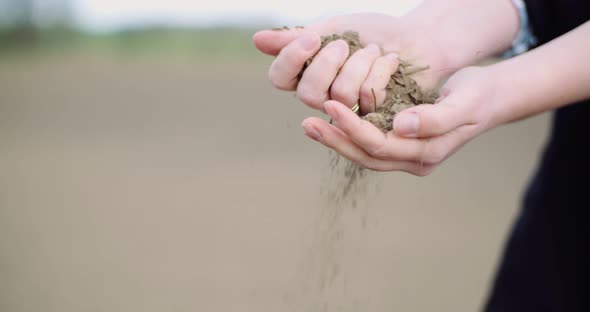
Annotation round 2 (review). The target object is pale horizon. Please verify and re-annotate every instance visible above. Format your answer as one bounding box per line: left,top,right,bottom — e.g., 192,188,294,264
72,0,421,32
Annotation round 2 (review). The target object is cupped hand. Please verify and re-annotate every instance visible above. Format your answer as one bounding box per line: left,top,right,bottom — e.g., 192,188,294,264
253,13,452,114
300,66,501,176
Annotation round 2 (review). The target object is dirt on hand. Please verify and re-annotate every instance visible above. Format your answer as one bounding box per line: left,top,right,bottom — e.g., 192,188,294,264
297,30,440,205
299,31,439,133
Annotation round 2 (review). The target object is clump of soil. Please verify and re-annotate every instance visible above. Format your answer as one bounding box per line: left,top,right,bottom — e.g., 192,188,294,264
300,31,439,133
296,31,440,204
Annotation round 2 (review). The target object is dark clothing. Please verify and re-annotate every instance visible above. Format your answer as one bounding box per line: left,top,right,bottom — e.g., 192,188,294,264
485,1,589,311
525,0,590,45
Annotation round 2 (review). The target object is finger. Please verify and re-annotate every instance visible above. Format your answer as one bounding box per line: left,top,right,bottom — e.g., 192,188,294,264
252,21,331,56
323,100,479,169
359,53,399,113
323,100,428,161
268,33,321,91
296,40,349,110
253,28,310,56
330,43,381,108
393,93,474,138
405,123,479,167
301,117,434,175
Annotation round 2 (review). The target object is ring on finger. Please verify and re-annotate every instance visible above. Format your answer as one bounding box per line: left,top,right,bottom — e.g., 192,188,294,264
330,103,361,125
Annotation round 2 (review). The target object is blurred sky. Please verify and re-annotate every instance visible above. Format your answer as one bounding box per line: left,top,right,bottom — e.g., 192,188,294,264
73,0,422,31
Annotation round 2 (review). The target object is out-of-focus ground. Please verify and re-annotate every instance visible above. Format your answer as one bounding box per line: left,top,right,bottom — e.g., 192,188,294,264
0,30,550,312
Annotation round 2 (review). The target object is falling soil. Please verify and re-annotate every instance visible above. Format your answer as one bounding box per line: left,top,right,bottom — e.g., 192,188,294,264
297,31,439,204
279,29,440,311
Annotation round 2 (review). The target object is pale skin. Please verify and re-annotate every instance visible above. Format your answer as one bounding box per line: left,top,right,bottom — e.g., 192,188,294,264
253,1,590,176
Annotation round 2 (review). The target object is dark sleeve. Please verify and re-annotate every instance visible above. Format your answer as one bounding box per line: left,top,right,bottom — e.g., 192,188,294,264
524,0,590,46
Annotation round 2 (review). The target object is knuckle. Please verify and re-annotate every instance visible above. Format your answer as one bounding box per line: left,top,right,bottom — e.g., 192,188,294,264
270,77,294,91
269,71,287,90
330,80,355,103
359,83,378,107
296,87,323,109
359,83,373,100
284,47,307,65
422,144,447,166
373,57,393,76
322,53,344,68
366,141,389,159
322,135,340,150
424,114,445,134
268,64,292,91
357,157,381,172
384,57,398,71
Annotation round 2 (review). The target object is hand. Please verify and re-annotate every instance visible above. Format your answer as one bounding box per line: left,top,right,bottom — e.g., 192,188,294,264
253,13,453,114
300,66,500,176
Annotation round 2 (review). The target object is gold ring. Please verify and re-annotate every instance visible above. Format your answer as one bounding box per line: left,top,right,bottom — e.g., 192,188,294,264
330,103,360,125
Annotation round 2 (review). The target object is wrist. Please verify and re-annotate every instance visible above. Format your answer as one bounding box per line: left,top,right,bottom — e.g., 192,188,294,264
402,0,520,70
400,2,466,71
485,62,519,128
398,9,454,66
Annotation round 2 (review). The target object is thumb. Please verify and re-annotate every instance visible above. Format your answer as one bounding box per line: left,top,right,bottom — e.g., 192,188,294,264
393,96,469,138
253,21,332,56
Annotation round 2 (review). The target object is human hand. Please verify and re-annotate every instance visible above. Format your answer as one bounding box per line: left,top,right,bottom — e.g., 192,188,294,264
300,66,500,176
253,13,452,114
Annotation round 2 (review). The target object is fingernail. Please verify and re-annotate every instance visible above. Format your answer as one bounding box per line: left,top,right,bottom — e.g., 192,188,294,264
385,53,398,61
302,122,321,141
395,112,420,136
365,43,380,54
299,34,319,51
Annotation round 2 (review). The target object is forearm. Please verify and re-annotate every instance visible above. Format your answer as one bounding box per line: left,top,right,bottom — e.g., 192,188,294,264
491,21,590,126
403,0,520,69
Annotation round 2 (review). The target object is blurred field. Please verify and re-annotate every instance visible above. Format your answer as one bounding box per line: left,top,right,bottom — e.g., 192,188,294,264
0,31,550,312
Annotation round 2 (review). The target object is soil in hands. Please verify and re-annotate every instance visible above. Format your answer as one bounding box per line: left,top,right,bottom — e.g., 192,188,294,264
298,31,440,204
301,31,439,133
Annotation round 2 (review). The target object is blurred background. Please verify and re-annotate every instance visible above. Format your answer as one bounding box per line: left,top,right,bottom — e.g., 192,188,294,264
0,1,550,311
